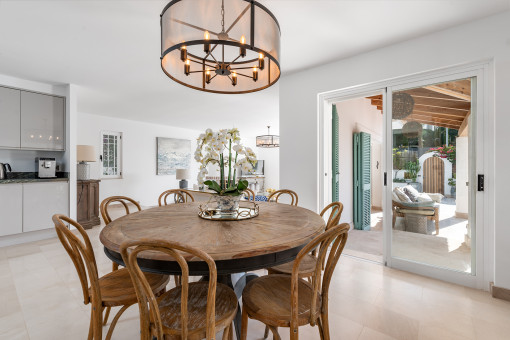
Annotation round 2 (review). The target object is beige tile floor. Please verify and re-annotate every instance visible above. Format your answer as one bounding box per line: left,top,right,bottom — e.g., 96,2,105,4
1,207,509,340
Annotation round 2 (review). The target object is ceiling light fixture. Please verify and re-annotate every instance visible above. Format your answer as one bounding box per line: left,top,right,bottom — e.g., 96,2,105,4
256,126,279,148
160,0,281,94
392,92,415,119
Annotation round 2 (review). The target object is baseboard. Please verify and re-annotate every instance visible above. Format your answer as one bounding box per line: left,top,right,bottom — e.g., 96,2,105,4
490,282,510,302
0,228,57,248
455,211,469,219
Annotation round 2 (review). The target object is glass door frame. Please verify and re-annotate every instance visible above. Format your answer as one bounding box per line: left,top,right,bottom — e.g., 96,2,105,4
383,68,486,289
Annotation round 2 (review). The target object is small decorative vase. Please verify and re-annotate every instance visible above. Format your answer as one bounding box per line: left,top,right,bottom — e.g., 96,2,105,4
214,195,242,216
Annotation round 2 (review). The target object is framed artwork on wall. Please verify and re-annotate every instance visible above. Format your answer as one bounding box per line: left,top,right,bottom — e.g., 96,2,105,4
156,137,191,175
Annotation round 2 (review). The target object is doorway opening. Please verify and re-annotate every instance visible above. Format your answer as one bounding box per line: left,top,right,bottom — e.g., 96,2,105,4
331,95,384,263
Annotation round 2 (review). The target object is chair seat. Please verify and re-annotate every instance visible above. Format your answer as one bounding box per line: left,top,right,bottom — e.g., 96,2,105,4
242,274,321,328
158,282,238,338
93,268,169,307
268,254,318,277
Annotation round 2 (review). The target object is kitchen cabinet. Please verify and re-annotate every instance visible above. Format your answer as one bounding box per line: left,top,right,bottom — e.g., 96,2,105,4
0,184,23,237
20,91,65,150
77,180,100,229
23,182,69,232
0,86,21,148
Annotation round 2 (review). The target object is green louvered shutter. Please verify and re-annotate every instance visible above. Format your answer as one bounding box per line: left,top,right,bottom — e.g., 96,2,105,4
353,132,371,230
332,105,339,202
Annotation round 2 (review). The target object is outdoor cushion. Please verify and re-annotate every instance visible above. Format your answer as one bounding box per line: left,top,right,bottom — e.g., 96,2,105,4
398,200,437,208
398,209,435,216
403,186,419,202
394,187,412,203
416,193,433,203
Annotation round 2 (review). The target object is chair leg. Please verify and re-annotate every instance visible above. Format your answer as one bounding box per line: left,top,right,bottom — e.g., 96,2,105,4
91,303,103,340
87,307,94,340
321,311,330,340
317,317,325,340
268,326,281,340
241,305,248,340
222,322,234,340
105,304,131,340
112,262,119,271
264,325,269,339
103,306,111,325
173,275,181,286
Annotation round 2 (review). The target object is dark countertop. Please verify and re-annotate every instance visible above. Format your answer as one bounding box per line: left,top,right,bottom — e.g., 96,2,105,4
0,172,69,184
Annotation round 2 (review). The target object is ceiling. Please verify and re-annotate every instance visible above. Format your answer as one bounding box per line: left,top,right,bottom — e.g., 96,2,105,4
0,0,508,136
368,79,471,131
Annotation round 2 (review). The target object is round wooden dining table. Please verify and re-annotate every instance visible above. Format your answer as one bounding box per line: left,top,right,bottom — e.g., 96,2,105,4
99,201,325,339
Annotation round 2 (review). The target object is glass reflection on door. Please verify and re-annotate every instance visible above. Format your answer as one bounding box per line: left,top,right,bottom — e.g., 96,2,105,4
391,78,474,273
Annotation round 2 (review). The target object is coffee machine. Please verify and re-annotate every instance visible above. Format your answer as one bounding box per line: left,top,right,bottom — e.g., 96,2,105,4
37,158,56,178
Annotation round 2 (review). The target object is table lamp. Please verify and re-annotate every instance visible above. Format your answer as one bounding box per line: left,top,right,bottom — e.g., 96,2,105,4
77,145,96,180
176,169,190,189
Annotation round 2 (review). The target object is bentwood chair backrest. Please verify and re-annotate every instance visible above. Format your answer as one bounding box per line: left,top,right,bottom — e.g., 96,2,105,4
290,223,349,330
52,214,100,306
243,188,256,201
158,189,195,206
267,189,299,206
320,202,344,230
120,239,217,340
100,196,142,225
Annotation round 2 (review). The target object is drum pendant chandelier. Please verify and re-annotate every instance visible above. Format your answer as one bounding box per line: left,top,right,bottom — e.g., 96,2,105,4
160,0,281,94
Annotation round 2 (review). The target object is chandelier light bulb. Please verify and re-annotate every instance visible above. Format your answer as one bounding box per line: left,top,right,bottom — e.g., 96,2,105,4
232,72,237,86
258,53,265,70
184,59,190,75
240,35,246,57
252,66,258,82
205,68,211,84
180,45,187,61
204,30,210,53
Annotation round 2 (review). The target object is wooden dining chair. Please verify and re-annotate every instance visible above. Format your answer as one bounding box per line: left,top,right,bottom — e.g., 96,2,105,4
100,196,142,271
267,189,299,206
52,214,169,340
267,202,344,278
243,188,256,201
120,239,238,340
100,195,142,225
158,189,195,206
241,223,349,340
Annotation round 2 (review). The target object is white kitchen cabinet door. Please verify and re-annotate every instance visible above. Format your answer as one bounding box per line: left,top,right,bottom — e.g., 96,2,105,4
23,182,69,232
0,184,23,236
0,86,21,148
20,91,65,150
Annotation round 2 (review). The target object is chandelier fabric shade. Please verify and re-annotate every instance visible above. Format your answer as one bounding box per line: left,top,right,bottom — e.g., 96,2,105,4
256,126,279,148
161,0,281,94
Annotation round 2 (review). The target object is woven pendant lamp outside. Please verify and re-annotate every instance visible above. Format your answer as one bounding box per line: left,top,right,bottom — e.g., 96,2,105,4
392,92,415,119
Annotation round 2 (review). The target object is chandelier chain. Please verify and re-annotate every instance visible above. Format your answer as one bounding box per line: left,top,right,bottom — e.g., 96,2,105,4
221,0,225,32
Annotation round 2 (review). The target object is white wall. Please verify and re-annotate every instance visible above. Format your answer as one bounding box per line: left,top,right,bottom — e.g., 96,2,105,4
280,11,509,289
77,112,201,207
335,98,383,224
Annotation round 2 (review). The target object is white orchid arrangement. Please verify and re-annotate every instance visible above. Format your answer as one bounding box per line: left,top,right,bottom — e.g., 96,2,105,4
195,128,257,196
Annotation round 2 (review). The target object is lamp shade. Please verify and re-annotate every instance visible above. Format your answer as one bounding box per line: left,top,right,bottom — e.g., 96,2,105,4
176,169,190,180
77,145,96,162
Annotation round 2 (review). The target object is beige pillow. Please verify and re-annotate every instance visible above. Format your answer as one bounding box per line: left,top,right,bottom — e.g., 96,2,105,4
394,187,412,203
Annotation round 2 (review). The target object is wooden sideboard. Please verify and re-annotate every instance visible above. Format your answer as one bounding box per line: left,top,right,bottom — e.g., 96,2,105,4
77,180,100,229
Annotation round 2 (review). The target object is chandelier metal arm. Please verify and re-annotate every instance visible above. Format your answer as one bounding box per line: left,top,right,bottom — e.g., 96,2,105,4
226,54,242,66
170,18,219,36
188,58,216,69
204,44,218,60
226,4,251,33
235,72,252,79
208,52,219,64
230,66,255,70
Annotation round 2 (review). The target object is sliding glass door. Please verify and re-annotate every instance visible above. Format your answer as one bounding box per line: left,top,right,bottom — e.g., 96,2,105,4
385,70,484,286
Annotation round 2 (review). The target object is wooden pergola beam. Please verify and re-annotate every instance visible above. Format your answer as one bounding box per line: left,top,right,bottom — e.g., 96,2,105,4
403,118,460,130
